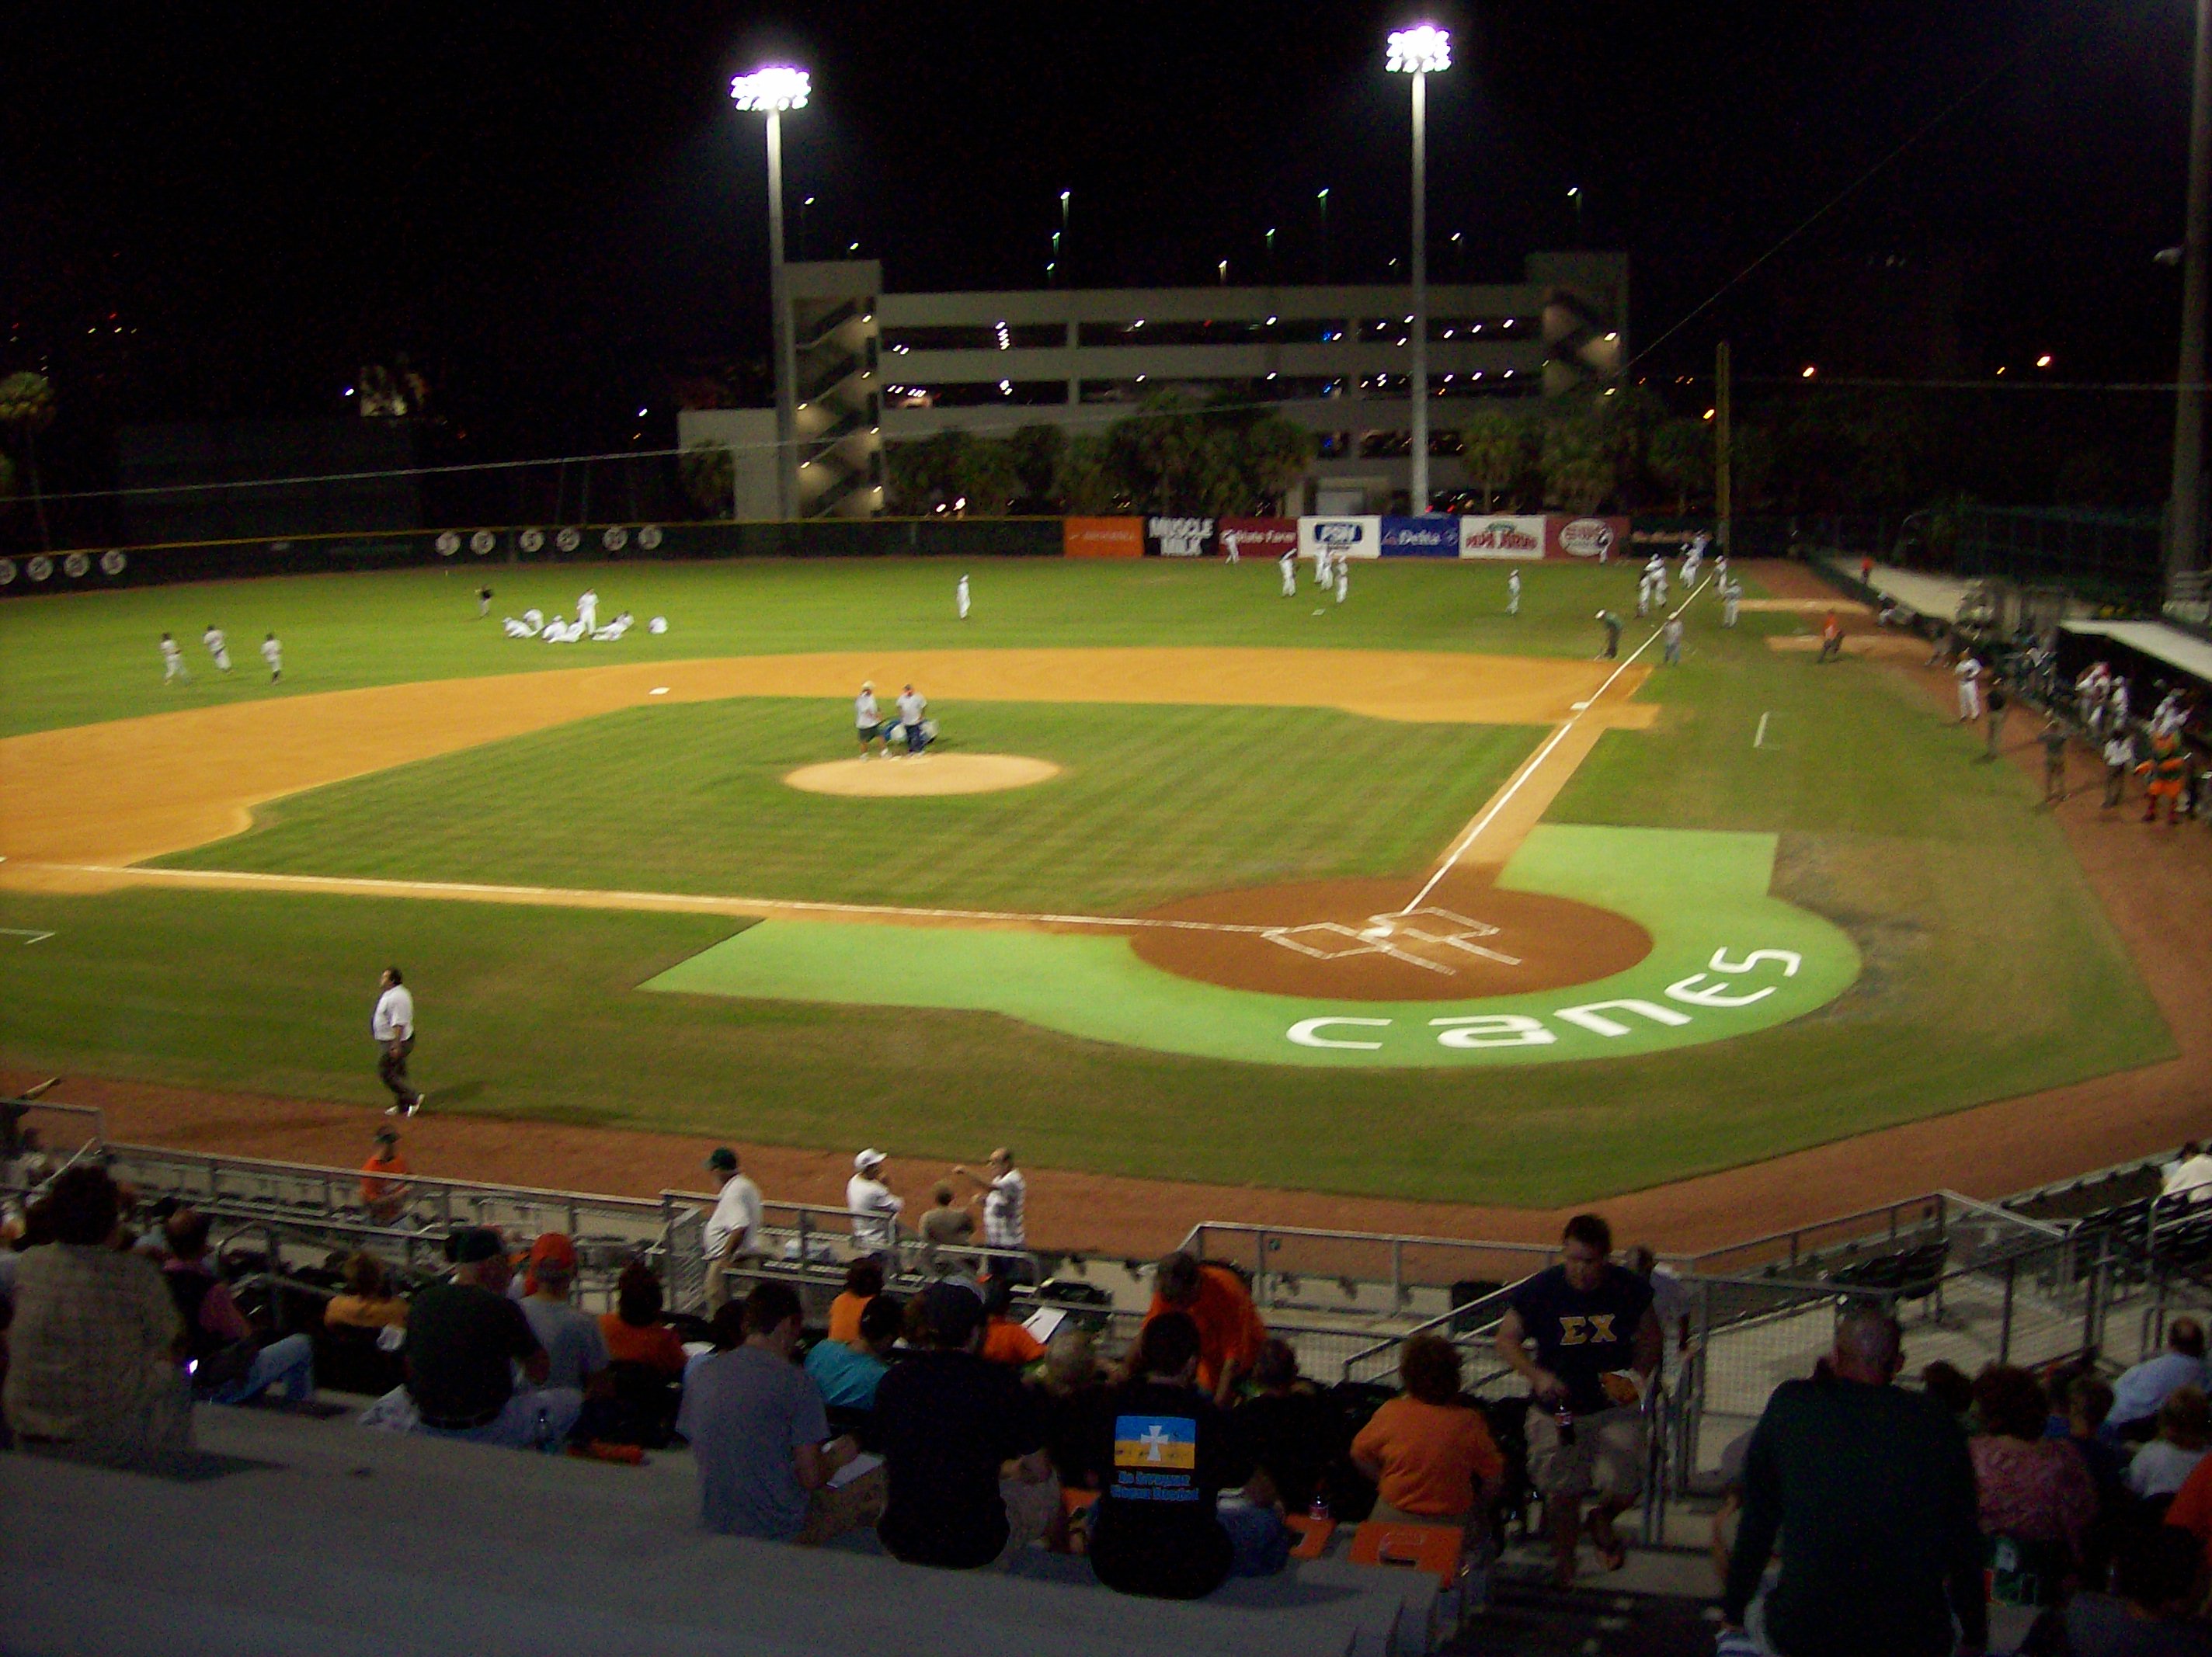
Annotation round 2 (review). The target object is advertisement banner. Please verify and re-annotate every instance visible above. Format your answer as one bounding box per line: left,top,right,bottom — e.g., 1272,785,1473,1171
1063,517,1144,559
1458,515,1547,561
1143,516,1217,558
1545,515,1629,562
1297,516,1383,561
1379,516,1462,557
1216,518,1298,561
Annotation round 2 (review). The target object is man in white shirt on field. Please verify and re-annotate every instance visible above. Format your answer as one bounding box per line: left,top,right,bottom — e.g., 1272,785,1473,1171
955,1147,1028,1282
847,1150,903,1259
203,624,233,673
703,1147,764,1313
374,966,423,1117
855,682,882,759
894,685,927,756
260,632,283,683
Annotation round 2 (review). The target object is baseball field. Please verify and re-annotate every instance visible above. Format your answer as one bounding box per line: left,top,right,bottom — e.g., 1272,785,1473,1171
0,552,2179,1214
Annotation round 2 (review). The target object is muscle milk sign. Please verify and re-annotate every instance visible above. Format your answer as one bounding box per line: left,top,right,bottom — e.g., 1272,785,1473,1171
1379,516,1461,557
1296,516,1382,560
1144,516,1217,558
1458,516,1546,560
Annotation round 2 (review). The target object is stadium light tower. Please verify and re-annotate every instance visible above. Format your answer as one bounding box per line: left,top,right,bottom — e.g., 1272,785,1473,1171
731,64,811,522
1388,24,1450,515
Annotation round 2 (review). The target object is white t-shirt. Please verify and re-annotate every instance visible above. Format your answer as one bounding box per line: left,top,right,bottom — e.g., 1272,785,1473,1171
371,985,415,1043
2164,1155,2212,1201
856,693,879,729
2105,735,2134,769
846,1175,903,1250
705,1173,763,1259
2127,1439,2207,1499
895,691,925,728
982,1169,1027,1250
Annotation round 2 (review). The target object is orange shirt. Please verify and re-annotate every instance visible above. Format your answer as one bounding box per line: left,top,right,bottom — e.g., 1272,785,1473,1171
2169,1452,2212,1568
360,1151,409,1208
325,1293,408,1330
1351,1395,1504,1519
598,1313,688,1375
979,1318,1047,1368
1143,1263,1268,1394
827,1291,871,1346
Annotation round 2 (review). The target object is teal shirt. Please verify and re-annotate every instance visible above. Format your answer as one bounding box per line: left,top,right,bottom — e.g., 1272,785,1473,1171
804,1339,889,1410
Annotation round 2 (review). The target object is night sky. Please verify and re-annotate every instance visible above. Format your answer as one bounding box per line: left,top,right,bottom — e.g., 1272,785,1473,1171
4,1,2199,462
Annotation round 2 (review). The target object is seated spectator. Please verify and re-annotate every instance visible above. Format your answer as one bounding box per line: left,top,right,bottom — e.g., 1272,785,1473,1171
682,1299,748,1389
598,1262,686,1376
1087,1310,1288,1600
827,1258,883,1345
2057,1373,2130,1582
979,1277,1046,1369
2021,1523,2212,1656
1234,1339,1341,1515
2129,1386,2211,1502
359,1125,409,1226
1973,1364,2098,1596
872,1281,1057,1569
2164,1141,2212,1204
2,1165,190,1467
519,1233,610,1397
1143,1251,1267,1405
164,1208,316,1408
1919,1360,1975,1426
677,1281,878,1544
2112,1320,2209,1441
1035,1325,1113,1490
1351,1333,1504,1536
381,1226,581,1448
805,1291,903,1411
918,1181,976,1277
325,1251,409,1331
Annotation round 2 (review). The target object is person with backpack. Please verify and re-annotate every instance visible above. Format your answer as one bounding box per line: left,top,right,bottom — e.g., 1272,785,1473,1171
162,1208,315,1406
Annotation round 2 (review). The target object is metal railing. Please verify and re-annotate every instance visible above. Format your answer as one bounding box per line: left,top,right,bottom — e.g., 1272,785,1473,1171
1180,1221,1554,1322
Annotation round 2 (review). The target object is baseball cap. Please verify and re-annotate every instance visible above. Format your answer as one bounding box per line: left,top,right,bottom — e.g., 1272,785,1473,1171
916,1280,984,1348
450,1226,506,1265
854,1148,887,1172
706,1147,738,1172
528,1232,578,1272
373,1126,399,1145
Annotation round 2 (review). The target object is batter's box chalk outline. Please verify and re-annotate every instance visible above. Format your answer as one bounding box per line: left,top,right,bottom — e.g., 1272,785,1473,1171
1257,921,1457,976
1385,908,1524,967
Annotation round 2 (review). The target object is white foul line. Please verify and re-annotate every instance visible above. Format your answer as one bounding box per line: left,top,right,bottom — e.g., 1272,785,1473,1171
0,927,54,945
1393,574,1712,916
1754,712,1770,749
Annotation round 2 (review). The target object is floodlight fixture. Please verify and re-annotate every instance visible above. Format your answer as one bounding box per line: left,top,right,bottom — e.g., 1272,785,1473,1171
729,66,810,111
1386,25,1451,75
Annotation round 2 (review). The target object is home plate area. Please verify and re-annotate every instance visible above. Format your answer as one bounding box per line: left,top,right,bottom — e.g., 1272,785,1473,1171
1128,874,1651,1002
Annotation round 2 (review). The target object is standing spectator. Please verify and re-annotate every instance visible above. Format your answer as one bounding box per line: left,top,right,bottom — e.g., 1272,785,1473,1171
1956,653,1984,723
1985,676,2011,758
389,1227,580,1448
2104,727,2136,809
871,1282,1058,1569
1234,1338,1341,1515
325,1252,409,1331
1626,1245,1692,1388
1722,1307,1986,1657
677,1281,876,1544
163,1209,316,1407
2040,717,2070,804
2111,1321,2210,1440
598,1262,687,1375
978,1277,1046,1369
1970,1364,2097,1595
373,965,423,1117
359,1126,409,1226
1350,1333,1504,1535
1143,1252,1268,1406
2,1165,190,1467
1087,1310,1289,1600
827,1259,884,1345
2127,1386,2210,1502
2165,1143,2212,1204
701,1147,762,1315
2021,1523,2212,1657
518,1234,610,1397
846,1149,903,1259
954,1146,1028,1282
804,1291,903,1412
1494,1213,1661,1589
918,1182,977,1278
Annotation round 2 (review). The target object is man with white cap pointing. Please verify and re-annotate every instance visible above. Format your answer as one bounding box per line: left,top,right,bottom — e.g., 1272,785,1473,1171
847,1149,904,1259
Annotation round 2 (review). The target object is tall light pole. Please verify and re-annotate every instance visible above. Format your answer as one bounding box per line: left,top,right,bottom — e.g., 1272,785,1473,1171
2169,0,2212,588
731,64,810,523
1567,185,1584,246
1316,188,1330,283
1389,24,1450,515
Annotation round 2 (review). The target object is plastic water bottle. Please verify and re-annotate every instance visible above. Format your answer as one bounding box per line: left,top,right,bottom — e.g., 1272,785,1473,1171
532,1405,554,1453
1554,1400,1577,1447
1308,1491,1330,1523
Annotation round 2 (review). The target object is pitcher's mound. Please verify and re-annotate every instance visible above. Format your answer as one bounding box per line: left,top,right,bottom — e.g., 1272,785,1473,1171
785,753,1063,797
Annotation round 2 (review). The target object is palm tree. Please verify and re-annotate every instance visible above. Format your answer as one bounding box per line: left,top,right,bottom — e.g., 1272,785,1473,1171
0,372,56,551
1458,406,1532,510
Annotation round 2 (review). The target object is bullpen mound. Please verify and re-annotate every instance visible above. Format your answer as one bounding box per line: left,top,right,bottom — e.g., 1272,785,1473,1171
784,753,1063,797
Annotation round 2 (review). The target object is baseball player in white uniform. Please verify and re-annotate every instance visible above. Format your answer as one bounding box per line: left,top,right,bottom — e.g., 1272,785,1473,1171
1956,654,1984,722
160,632,190,683
1721,577,1743,628
856,682,882,757
203,624,233,673
956,574,971,620
1682,546,1702,587
1507,569,1522,616
1334,558,1348,605
1638,556,1663,618
261,632,283,683
577,589,599,633
1279,550,1297,597
1653,564,1670,610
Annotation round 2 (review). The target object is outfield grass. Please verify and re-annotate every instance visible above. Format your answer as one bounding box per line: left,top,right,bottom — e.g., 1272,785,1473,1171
0,556,2176,1207
158,702,1542,913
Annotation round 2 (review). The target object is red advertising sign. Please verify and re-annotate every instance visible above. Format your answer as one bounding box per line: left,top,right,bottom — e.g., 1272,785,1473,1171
1063,517,1145,558
1216,518,1298,560
1544,515,1629,562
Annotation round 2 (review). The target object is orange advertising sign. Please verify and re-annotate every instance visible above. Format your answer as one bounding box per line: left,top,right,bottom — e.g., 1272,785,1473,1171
1063,517,1144,558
